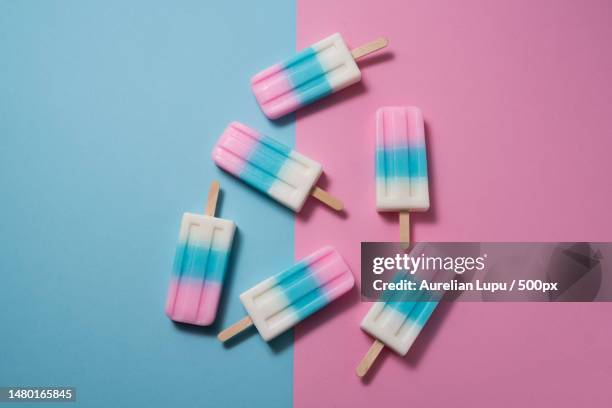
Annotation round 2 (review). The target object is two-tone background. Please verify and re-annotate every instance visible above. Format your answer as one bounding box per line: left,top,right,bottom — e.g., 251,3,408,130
2,1,612,407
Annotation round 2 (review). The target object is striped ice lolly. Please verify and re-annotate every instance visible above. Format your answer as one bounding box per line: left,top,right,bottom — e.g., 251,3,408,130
376,106,430,211
165,213,235,326
240,246,354,341
251,33,361,119
212,122,322,212
361,272,441,355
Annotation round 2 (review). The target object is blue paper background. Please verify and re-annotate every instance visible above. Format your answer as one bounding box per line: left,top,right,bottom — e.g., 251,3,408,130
0,1,295,406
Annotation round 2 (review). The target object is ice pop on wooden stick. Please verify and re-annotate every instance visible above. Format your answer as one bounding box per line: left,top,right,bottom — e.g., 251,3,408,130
375,106,429,244
251,33,389,119
213,122,343,213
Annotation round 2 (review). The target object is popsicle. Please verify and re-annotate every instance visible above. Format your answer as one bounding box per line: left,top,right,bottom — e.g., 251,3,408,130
252,33,389,119
356,271,443,377
212,121,343,212
376,106,430,245
165,181,236,326
217,246,354,342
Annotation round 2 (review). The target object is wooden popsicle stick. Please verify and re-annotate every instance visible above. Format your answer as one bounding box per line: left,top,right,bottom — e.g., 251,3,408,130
217,316,253,342
205,180,220,217
399,211,410,249
356,339,385,378
351,37,389,61
311,186,344,211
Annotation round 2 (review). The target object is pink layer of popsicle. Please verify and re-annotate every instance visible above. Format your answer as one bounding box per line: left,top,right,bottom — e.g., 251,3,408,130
376,107,425,148
251,63,302,119
307,247,354,300
165,279,221,325
212,122,260,176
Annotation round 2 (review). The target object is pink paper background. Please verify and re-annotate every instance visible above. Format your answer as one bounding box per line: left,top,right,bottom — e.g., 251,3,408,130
294,0,612,406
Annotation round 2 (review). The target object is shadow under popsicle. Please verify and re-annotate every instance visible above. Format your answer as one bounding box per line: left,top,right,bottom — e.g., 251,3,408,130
267,110,296,130
417,121,439,226
358,51,395,69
